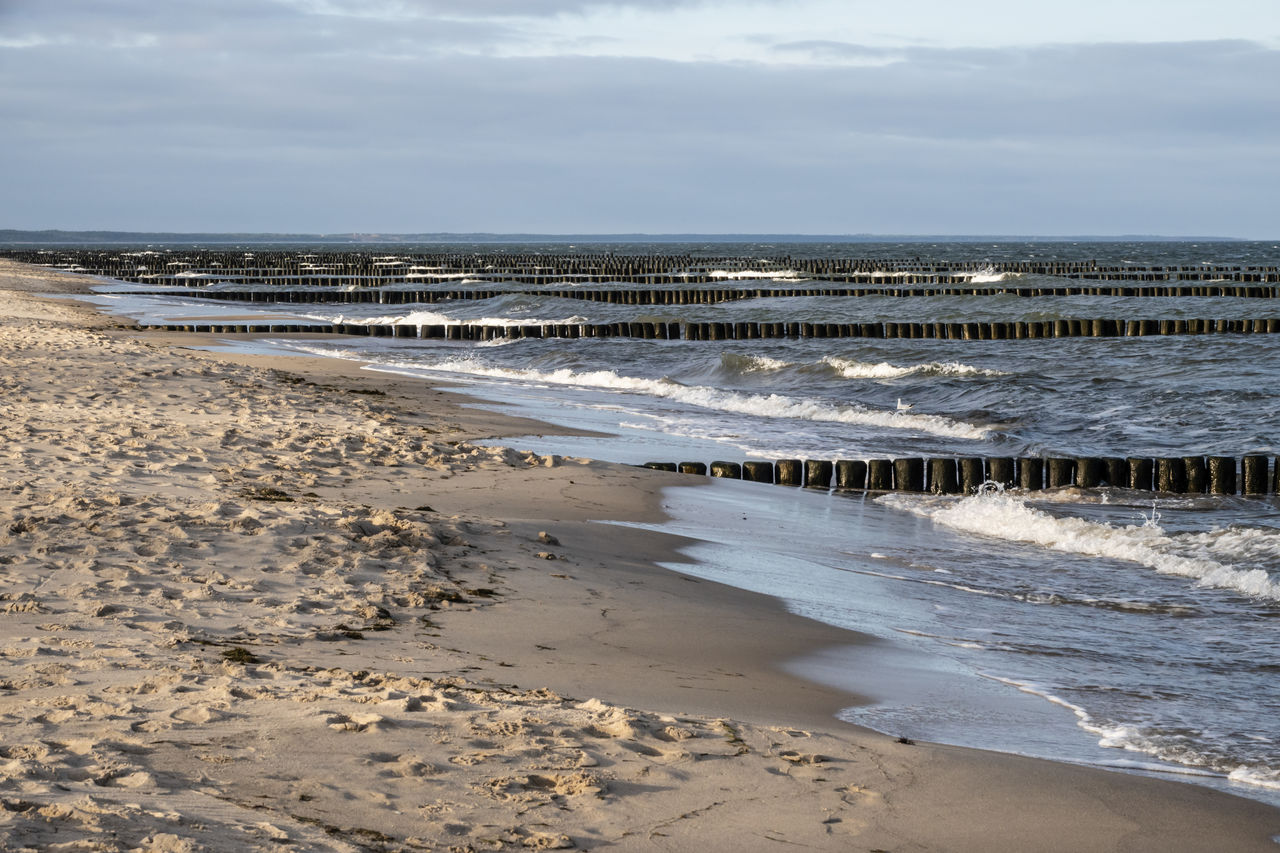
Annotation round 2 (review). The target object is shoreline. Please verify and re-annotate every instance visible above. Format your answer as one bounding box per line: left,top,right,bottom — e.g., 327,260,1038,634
2,258,1279,851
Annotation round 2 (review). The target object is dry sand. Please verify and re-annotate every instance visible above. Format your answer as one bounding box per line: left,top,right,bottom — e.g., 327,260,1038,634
1,258,1277,852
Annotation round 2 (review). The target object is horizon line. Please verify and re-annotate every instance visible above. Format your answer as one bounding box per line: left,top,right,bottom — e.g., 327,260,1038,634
0,229,1264,243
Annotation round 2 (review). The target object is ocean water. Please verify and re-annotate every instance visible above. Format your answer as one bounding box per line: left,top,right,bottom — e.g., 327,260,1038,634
68,240,1280,805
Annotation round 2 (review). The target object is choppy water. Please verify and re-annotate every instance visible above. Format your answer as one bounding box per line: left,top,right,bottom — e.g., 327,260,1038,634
76,240,1280,805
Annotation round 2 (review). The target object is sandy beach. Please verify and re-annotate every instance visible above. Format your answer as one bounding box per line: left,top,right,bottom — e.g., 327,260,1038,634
1,258,1278,852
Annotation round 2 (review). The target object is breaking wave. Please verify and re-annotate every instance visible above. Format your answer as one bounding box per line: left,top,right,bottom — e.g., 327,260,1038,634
879,490,1280,602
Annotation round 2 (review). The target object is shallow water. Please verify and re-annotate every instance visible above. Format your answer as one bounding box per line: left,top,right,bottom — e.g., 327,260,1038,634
70,239,1280,805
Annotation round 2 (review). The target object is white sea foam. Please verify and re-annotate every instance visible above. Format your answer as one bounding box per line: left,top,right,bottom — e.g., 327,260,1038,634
822,356,1007,379
707,269,803,280
1101,759,1220,778
1090,723,1279,789
402,271,475,281
981,675,1232,778
1228,767,1280,790
297,309,450,326
729,354,792,372
984,674,1094,722
1181,526,1280,563
302,311,589,328
720,353,1007,379
880,491,1280,602
964,266,1021,284
367,356,994,440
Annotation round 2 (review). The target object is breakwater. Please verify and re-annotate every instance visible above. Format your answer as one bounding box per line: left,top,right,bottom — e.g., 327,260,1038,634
642,455,1280,496
8,248,1280,288
100,283,1280,302
139,317,1280,340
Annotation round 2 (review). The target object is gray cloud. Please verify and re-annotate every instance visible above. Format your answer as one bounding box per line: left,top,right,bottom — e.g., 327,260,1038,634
0,0,523,55
771,40,905,63
0,0,710,44
276,0,705,16
1,4,1276,236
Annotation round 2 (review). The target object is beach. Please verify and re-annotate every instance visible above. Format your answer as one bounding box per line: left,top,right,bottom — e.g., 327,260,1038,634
2,258,1279,852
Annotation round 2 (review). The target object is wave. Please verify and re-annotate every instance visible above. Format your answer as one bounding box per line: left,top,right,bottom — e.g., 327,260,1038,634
1228,766,1280,791
715,352,1006,381
718,353,793,374
297,309,450,326
300,310,590,328
401,271,477,281
362,355,995,440
821,356,1007,379
984,675,1278,788
850,565,1194,615
1177,525,1280,564
879,491,1280,602
964,267,1022,284
1090,723,1280,790
707,269,803,280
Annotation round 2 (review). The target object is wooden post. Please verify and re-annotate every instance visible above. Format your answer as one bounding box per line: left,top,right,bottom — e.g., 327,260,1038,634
929,458,960,494
867,459,893,490
894,458,925,492
835,460,867,490
1208,456,1236,494
1156,458,1188,493
710,461,741,479
1184,456,1208,493
1242,455,1269,495
1076,457,1104,488
1103,457,1127,487
1128,457,1154,491
987,457,1016,489
1019,457,1043,491
776,459,804,486
958,457,985,493
806,460,834,489
1047,457,1075,488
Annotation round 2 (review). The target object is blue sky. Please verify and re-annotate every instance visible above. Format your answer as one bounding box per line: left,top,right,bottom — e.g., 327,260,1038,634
2,0,1277,236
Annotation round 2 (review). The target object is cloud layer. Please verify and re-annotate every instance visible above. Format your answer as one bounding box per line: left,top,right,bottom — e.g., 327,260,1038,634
2,1,1276,235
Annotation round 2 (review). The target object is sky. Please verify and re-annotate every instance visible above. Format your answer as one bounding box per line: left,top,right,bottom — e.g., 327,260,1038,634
1,0,1277,237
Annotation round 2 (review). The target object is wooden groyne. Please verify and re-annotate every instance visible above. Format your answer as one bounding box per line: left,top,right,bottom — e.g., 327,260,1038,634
7,248,1280,289
139,317,1280,341
110,283,1280,303
642,455,1280,496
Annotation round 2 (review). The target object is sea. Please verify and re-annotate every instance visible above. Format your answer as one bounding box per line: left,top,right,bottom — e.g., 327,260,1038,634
64,239,1280,807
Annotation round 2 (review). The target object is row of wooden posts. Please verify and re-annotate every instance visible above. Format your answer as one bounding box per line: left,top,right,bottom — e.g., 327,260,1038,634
641,455,1280,496
39,271,1280,287
117,283,1280,303
142,317,1280,341
12,249,1280,283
